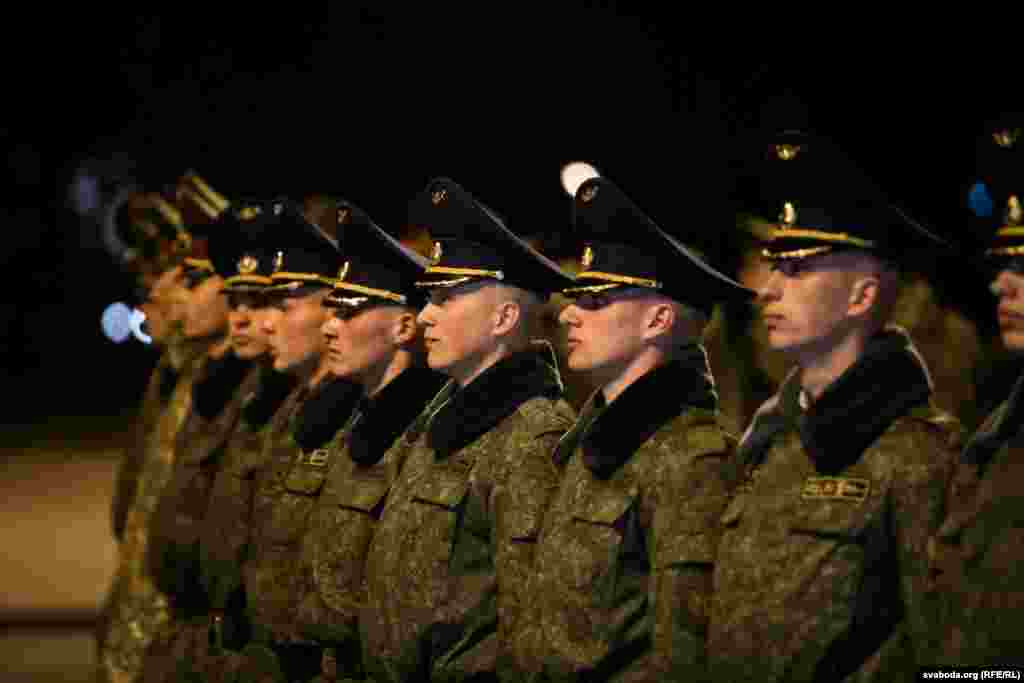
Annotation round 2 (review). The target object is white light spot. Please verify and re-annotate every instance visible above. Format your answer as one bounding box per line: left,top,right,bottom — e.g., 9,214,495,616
101,302,132,343
129,307,153,344
560,161,600,197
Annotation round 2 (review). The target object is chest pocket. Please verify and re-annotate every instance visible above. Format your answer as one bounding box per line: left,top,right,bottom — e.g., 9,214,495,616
566,489,643,606
326,474,391,518
409,467,472,572
283,449,332,495
263,449,332,545
788,476,882,540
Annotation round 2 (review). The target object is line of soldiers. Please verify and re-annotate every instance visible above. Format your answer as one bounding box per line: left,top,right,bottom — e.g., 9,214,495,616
94,125,1023,682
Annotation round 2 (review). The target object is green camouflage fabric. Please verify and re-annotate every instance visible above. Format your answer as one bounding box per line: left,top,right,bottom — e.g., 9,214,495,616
240,374,321,639
111,353,179,543
139,359,260,682
236,374,359,683
521,347,736,682
98,340,212,683
929,371,1024,667
294,367,446,681
362,350,574,683
708,330,961,682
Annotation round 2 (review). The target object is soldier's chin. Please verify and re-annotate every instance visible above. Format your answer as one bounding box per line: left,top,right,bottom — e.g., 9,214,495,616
564,348,591,372
1001,328,1024,354
424,348,450,373
233,341,266,360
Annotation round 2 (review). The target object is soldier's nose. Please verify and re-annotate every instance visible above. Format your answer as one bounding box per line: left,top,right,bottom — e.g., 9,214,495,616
756,272,782,304
558,304,579,327
322,316,339,339
417,304,436,327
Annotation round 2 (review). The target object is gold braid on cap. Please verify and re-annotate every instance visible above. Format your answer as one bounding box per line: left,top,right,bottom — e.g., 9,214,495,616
329,281,407,303
414,266,505,288
269,272,338,287
572,270,662,289
224,274,273,287
768,227,875,249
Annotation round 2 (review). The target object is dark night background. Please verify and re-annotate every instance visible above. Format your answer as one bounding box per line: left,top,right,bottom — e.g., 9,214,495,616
3,8,1019,427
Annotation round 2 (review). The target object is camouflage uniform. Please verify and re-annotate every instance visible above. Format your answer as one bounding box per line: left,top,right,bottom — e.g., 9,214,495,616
139,353,259,682
235,374,360,683
362,350,575,682
522,347,737,682
928,370,1024,666
925,115,1024,667
292,366,446,682
708,330,961,682
98,340,212,683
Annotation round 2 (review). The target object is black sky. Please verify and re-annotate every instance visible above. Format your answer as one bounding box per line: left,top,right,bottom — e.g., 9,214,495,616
4,8,1018,421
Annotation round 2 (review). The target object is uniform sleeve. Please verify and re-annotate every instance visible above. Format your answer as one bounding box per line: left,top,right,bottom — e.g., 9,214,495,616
890,419,959,668
493,413,570,680
111,369,164,540
651,426,734,683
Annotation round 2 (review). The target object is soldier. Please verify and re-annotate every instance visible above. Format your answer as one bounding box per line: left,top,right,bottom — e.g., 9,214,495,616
707,131,961,681
928,120,1024,666
518,177,751,681
234,199,361,683
99,173,233,683
139,201,281,682
360,177,576,682
275,202,448,682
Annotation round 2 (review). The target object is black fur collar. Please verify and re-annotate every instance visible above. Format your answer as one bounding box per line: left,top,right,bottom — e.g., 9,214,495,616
578,345,718,478
964,371,1024,469
193,352,253,419
241,364,297,429
426,349,562,457
739,328,933,475
348,366,448,466
292,374,361,452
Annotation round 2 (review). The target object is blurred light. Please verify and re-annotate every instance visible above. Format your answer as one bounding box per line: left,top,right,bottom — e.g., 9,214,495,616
129,308,153,344
101,302,133,343
969,181,994,218
71,173,101,215
560,161,600,197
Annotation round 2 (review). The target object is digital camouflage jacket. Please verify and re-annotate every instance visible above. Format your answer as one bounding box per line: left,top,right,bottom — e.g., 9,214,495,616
234,373,359,679
292,366,446,679
929,370,1024,667
98,340,212,683
522,345,736,683
361,350,575,683
708,329,961,682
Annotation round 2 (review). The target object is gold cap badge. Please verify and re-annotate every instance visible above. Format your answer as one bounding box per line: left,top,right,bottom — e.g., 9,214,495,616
238,206,262,221
431,189,447,206
237,254,259,274
579,184,598,204
993,128,1020,149
775,143,803,161
337,261,350,281
273,251,284,273
338,207,351,225
431,241,443,265
780,201,797,227
581,245,594,269
1008,195,1022,226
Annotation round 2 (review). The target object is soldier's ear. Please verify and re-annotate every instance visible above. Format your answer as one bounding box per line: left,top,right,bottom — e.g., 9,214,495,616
847,276,880,319
492,300,522,338
392,309,419,345
642,301,675,341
